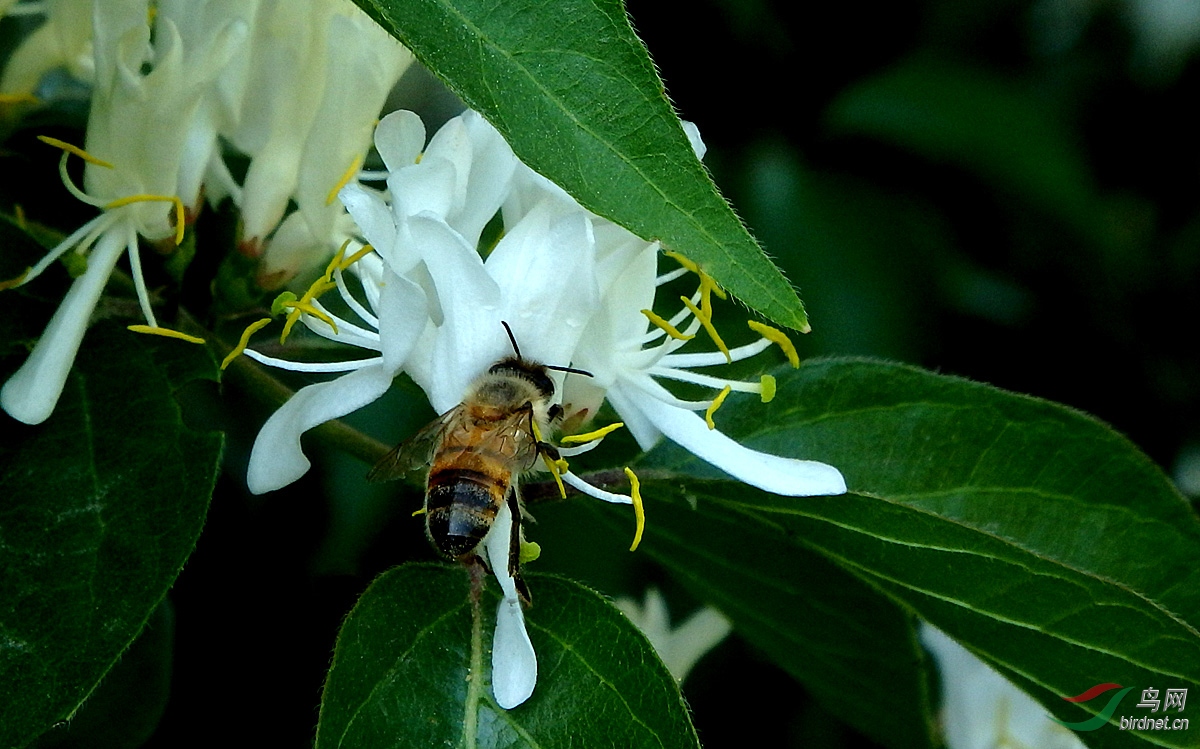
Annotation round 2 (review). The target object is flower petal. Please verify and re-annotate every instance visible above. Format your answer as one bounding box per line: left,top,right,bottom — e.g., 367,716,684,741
1,225,126,425
483,501,537,709
374,109,425,172
246,362,395,493
616,381,848,496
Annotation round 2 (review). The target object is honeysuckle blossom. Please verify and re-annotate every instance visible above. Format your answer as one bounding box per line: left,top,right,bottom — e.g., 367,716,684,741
615,587,732,682
920,623,1088,749
227,0,413,286
1,0,246,424
242,246,428,494
241,106,846,709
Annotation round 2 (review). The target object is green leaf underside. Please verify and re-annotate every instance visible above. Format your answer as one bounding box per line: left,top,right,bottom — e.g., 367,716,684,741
352,0,808,330
0,324,222,748
635,358,1200,749
317,564,700,749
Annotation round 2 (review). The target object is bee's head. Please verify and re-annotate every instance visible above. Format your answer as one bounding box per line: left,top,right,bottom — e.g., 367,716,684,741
488,357,555,399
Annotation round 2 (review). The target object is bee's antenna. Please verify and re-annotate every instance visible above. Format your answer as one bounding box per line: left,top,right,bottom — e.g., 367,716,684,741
546,364,594,378
500,320,593,377
501,320,522,359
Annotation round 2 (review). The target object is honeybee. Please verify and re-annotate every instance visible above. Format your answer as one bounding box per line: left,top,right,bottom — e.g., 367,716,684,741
368,323,588,600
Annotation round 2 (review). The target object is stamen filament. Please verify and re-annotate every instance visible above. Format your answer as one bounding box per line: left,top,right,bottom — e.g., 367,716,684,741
648,365,763,394
625,467,645,551
747,320,800,367
56,152,105,207
326,156,363,206
333,267,379,329
412,507,427,516
38,135,114,168
704,385,732,429
659,337,773,369
655,267,689,286
127,325,204,344
124,228,157,327
560,422,625,444
560,470,632,505
680,295,731,362
241,349,382,372
221,317,273,370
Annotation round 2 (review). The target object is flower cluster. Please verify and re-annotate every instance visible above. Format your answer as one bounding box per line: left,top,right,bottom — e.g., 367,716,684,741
0,0,412,425
234,107,847,708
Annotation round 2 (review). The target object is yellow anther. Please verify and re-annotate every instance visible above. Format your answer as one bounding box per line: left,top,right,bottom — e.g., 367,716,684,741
560,422,625,445
0,268,30,291
412,507,427,516
0,93,39,106
748,320,799,368
705,385,732,429
554,458,570,474
38,135,114,168
541,453,567,499
326,156,363,206
127,325,204,344
625,467,645,551
326,239,353,277
759,374,777,403
338,244,375,272
641,309,694,341
220,317,273,370
697,272,726,318
680,295,731,363
104,194,186,245
519,539,542,564
280,301,337,343
664,250,699,275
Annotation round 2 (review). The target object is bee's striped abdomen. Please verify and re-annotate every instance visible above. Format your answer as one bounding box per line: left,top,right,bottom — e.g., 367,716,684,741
425,447,512,559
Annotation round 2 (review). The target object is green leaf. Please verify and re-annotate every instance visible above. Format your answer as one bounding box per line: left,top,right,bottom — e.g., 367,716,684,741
579,496,941,749
317,563,701,749
639,358,1200,749
351,0,808,330
31,601,174,749
0,323,222,749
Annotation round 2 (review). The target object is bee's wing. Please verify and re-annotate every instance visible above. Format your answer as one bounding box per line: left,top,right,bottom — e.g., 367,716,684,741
366,408,462,483
475,407,542,470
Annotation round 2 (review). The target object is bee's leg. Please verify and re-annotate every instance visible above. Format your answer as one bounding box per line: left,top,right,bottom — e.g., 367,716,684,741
507,488,533,607
547,404,563,423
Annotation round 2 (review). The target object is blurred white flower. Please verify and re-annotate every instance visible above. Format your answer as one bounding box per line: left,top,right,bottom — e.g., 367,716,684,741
1,0,246,424
228,0,413,286
615,588,732,682
920,623,1088,749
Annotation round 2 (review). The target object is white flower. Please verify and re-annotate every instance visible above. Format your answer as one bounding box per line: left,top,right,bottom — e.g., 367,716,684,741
242,247,428,493
920,623,1088,749
227,0,413,281
615,587,732,682
1,0,246,425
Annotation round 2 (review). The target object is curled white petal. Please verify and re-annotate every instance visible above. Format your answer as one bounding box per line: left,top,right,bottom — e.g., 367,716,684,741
617,382,848,497
483,501,537,709
246,363,395,493
1,227,127,425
